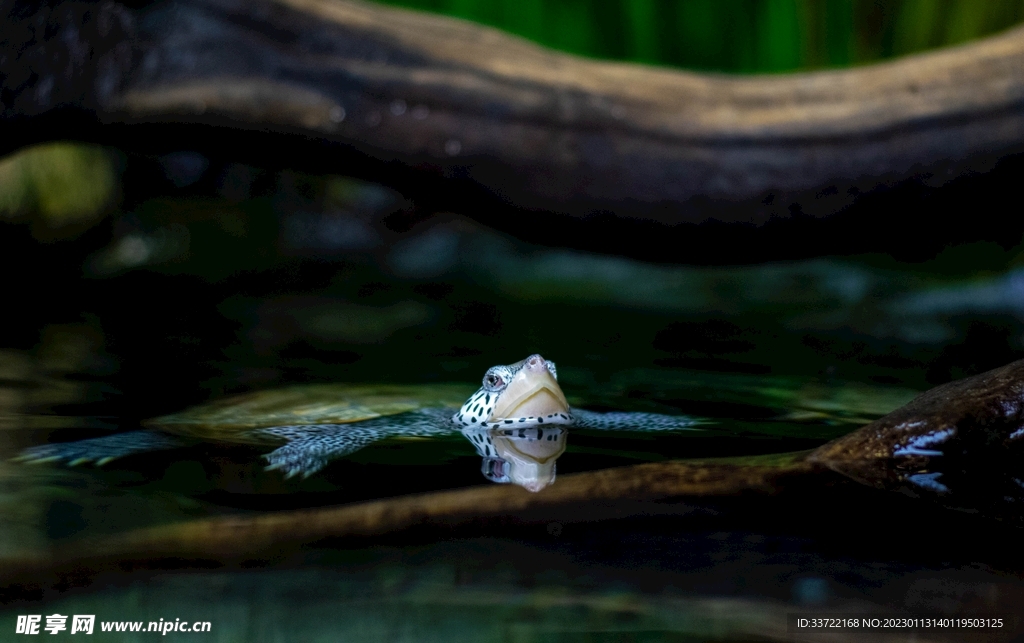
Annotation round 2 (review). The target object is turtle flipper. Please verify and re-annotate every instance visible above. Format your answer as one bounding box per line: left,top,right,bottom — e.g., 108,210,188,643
13,429,186,467
256,408,456,479
258,424,387,479
571,409,702,431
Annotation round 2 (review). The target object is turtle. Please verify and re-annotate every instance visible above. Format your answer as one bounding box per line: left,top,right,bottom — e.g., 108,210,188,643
15,354,699,491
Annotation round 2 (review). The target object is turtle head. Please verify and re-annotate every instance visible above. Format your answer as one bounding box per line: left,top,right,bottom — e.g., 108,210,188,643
453,354,572,428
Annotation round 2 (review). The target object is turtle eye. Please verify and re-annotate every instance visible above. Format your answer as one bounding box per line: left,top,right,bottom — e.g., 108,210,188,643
484,372,505,390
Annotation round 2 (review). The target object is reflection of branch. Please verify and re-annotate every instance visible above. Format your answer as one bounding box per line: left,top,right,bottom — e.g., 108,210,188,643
5,0,1024,222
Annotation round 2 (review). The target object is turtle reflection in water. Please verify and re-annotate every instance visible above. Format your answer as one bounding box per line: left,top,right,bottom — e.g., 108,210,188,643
16,354,697,491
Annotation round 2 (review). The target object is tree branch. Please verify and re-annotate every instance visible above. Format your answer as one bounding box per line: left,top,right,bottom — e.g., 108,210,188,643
4,0,1024,224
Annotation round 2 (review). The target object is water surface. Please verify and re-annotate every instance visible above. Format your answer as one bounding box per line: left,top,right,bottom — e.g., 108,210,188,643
4,160,1024,641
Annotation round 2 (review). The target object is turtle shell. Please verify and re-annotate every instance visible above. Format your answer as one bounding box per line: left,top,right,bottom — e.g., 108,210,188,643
144,383,473,445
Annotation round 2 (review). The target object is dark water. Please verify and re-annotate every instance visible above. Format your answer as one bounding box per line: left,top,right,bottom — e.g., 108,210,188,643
3,150,1024,641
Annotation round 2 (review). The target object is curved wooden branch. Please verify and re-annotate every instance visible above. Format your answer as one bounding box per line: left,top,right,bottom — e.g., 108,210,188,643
4,0,1024,223
0,456,817,592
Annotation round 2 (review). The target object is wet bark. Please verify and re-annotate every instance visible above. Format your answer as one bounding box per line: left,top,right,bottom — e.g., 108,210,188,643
4,0,1024,224
809,359,1024,520
811,359,1024,472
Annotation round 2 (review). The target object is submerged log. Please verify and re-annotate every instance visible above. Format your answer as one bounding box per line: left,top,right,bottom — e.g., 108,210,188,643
0,455,818,592
3,0,1024,225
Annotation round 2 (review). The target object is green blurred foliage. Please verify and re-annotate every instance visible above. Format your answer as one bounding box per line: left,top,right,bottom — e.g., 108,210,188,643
373,0,1024,72
0,142,118,238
